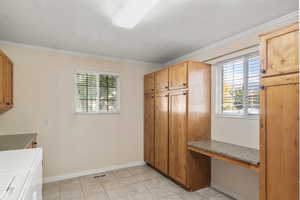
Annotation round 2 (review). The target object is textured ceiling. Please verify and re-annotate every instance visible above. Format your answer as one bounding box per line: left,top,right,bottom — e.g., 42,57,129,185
0,0,298,63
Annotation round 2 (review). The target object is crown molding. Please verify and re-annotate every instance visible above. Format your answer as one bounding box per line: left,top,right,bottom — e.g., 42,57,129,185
164,11,299,66
0,40,162,66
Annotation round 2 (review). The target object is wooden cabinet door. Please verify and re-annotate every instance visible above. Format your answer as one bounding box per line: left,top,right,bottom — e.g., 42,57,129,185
0,51,13,112
169,91,187,185
144,93,155,166
260,23,299,77
155,92,169,175
0,53,5,110
5,59,13,108
144,73,155,94
260,74,299,200
155,68,169,92
169,62,187,90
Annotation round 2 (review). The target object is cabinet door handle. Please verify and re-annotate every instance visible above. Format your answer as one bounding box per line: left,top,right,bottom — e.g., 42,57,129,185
260,122,264,129
6,102,10,105
164,86,168,89
182,83,186,86
260,86,265,90
260,69,266,74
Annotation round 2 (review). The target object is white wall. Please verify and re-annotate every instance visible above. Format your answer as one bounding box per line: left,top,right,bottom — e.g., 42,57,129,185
0,44,160,180
165,12,298,200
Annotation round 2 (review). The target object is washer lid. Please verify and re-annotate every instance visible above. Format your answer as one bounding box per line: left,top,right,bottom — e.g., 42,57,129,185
0,148,42,173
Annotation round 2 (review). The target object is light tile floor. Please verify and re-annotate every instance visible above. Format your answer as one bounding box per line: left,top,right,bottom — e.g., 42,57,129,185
43,165,235,200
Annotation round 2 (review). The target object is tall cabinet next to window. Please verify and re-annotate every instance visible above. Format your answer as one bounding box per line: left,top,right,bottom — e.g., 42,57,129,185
0,50,13,113
259,23,299,200
144,61,211,191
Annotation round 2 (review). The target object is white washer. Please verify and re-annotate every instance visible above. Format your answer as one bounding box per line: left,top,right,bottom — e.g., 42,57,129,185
0,148,43,200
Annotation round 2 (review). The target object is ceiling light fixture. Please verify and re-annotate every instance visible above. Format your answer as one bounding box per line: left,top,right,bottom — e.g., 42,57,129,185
112,0,160,29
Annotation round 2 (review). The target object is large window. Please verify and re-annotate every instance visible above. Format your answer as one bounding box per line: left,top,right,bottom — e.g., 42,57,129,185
217,53,260,117
75,71,120,113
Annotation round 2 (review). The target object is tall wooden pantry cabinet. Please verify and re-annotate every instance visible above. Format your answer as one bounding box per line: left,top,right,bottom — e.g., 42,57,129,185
144,61,211,190
155,90,169,175
0,50,13,113
154,68,169,175
259,22,299,200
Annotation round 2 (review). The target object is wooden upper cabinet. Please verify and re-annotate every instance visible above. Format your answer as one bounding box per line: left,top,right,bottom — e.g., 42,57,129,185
144,73,155,94
260,74,299,200
260,23,299,77
169,62,188,90
169,91,187,185
0,54,5,109
144,93,155,166
155,68,169,92
0,51,13,112
6,59,13,107
187,62,211,141
155,92,169,175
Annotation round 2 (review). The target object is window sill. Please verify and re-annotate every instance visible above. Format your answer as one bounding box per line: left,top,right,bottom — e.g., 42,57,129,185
74,111,120,115
215,114,259,120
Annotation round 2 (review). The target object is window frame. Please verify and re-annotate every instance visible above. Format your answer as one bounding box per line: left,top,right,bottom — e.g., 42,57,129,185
215,52,260,119
74,69,120,115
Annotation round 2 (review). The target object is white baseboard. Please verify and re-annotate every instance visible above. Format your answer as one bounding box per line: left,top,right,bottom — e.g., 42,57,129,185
211,182,245,200
43,161,145,184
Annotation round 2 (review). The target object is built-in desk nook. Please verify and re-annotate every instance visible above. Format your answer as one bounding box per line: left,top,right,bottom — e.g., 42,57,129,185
188,140,260,173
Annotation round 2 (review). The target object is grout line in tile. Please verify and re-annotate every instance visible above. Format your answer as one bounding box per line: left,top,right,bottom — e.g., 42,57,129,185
103,187,112,200
97,175,112,200
78,177,87,200
58,181,62,200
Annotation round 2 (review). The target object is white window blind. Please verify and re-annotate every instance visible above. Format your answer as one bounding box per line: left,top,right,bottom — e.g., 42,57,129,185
75,71,120,113
218,53,260,117
246,56,260,114
222,58,244,114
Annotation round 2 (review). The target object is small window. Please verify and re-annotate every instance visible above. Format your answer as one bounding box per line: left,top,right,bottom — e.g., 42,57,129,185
217,53,260,117
75,71,120,113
